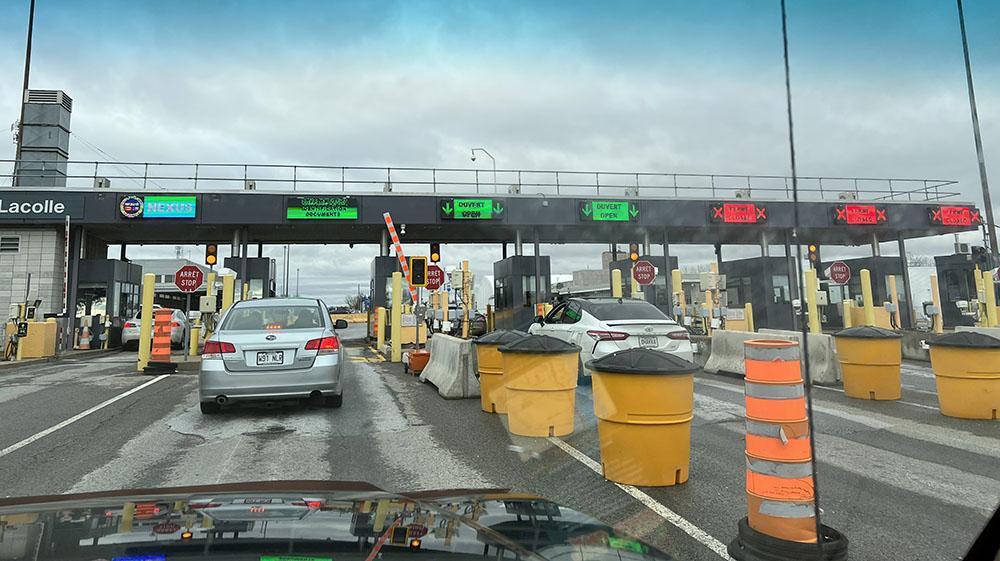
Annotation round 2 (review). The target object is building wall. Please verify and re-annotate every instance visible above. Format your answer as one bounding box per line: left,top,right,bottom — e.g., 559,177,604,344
0,229,65,317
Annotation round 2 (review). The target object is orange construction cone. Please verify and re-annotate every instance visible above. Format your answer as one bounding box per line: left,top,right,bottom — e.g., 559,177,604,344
728,339,847,561
150,309,173,363
79,325,91,350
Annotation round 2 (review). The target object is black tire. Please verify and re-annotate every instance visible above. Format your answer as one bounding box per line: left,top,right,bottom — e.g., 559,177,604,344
325,392,344,408
200,401,221,415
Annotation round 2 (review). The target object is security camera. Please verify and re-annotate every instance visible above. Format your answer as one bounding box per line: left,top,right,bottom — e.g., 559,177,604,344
471,154,476,162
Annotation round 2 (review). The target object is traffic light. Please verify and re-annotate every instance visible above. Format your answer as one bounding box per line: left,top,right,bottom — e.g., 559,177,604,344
430,242,441,263
629,242,640,262
807,243,821,269
409,256,428,286
205,244,218,266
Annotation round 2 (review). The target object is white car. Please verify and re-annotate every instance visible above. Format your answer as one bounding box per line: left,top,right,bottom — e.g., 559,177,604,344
528,298,693,380
122,307,189,350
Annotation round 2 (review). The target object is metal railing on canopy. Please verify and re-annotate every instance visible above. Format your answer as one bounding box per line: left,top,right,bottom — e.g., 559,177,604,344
1,159,961,202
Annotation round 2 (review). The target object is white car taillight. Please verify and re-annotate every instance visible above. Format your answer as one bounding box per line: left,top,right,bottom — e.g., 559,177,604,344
203,340,236,359
305,336,340,355
667,330,690,340
587,330,630,341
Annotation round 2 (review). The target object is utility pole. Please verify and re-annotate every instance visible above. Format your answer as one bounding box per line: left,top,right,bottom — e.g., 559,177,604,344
13,0,36,185
295,268,300,297
957,0,997,255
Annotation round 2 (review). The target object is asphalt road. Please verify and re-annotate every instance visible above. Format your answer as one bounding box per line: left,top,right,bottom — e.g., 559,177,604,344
0,326,995,561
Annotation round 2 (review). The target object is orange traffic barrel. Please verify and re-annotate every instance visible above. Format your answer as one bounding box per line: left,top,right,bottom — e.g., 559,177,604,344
499,335,580,437
928,331,1000,420
834,326,902,400
587,348,697,486
728,339,848,561
151,309,173,363
405,349,430,375
473,330,528,413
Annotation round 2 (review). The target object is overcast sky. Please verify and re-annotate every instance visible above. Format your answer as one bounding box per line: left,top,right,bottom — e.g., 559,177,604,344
1,1,998,305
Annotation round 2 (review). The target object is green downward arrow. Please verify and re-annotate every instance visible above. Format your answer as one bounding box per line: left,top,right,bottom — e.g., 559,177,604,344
493,202,504,215
629,204,639,218
442,202,453,215
582,202,592,217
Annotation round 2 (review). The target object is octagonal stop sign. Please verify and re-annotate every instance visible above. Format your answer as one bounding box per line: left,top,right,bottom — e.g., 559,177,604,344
828,261,851,285
175,265,204,293
632,260,657,286
425,265,445,291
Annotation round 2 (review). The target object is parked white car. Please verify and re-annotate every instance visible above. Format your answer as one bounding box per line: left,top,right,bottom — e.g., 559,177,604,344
528,298,693,380
122,307,189,350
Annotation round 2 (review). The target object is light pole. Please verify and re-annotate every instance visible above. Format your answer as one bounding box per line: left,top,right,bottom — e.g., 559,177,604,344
470,148,497,192
295,268,300,297
956,0,997,256
13,0,36,186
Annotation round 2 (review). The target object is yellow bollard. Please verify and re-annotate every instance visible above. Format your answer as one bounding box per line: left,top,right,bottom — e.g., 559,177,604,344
672,268,685,318
611,269,623,298
390,272,402,362
206,271,217,299
843,299,853,328
974,266,985,327
704,290,713,336
744,302,754,332
242,282,249,300
221,274,235,314
984,271,998,328
930,274,944,334
888,275,901,328
189,320,201,356
376,306,386,349
486,304,494,332
860,268,876,326
805,269,821,333
462,260,470,339
137,273,155,372
630,264,641,299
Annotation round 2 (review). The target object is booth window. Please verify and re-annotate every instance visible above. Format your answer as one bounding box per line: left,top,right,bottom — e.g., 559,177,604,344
0,236,19,253
772,275,791,304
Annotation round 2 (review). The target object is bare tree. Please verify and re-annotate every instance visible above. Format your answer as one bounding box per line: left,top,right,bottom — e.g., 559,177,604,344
343,293,364,311
906,254,934,267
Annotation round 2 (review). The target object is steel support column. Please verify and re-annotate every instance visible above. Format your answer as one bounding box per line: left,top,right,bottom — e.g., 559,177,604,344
662,229,672,299
898,234,914,329
534,229,542,307
515,230,523,256
64,226,82,352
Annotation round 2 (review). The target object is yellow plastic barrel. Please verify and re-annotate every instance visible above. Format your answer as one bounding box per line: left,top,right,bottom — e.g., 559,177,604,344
587,348,697,486
928,331,1000,420
834,326,902,400
499,335,581,437
473,330,528,413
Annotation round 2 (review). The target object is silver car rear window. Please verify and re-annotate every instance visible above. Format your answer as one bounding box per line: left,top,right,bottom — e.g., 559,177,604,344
222,305,325,330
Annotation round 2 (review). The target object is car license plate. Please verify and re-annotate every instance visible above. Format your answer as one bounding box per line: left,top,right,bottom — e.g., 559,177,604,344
256,351,284,366
638,336,659,347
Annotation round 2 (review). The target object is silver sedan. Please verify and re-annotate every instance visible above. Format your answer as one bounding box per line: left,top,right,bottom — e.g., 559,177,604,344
198,297,348,414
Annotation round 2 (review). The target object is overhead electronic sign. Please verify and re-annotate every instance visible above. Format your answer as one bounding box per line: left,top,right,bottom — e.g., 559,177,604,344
287,196,360,220
709,202,767,224
579,200,639,222
140,195,197,219
928,205,981,227
832,204,887,225
439,198,504,220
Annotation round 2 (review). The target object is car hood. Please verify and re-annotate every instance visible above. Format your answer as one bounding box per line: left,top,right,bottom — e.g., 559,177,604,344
0,480,675,561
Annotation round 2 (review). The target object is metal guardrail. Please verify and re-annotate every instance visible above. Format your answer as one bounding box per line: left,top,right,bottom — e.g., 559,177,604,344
1,159,961,202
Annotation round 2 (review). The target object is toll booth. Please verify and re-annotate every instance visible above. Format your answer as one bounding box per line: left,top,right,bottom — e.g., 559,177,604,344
935,252,996,327
76,259,143,347
820,256,910,329
494,255,551,331
368,256,403,340
223,257,276,299
720,257,796,331
608,256,679,314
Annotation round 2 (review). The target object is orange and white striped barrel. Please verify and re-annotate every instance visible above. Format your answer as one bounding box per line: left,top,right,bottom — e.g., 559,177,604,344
742,339,817,544
151,309,173,363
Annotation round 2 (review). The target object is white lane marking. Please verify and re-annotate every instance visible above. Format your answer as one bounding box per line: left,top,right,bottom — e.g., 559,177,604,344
547,436,734,561
0,375,171,459
810,384,939,411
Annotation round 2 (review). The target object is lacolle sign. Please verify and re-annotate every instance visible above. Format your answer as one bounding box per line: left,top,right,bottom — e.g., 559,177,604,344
0,196,84,220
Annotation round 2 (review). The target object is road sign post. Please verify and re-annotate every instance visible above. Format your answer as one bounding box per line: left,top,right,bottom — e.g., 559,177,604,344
632,260,657,286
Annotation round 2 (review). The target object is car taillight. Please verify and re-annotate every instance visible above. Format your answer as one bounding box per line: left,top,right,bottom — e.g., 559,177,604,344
587,330,629,341
203,341,236,358
171,321,181,328
305,336,340,354
291,500,324,509
667,331,690,340
124,321,135,328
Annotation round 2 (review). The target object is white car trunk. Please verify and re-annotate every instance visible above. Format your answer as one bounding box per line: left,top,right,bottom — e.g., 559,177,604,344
221,328,326,373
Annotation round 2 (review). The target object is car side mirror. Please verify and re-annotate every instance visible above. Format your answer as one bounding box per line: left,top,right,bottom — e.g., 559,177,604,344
334,319,349,329
534,315,545,325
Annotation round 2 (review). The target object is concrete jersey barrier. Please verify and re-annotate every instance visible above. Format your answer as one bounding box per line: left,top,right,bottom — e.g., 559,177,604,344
419,333,480,399
704,329,841,385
